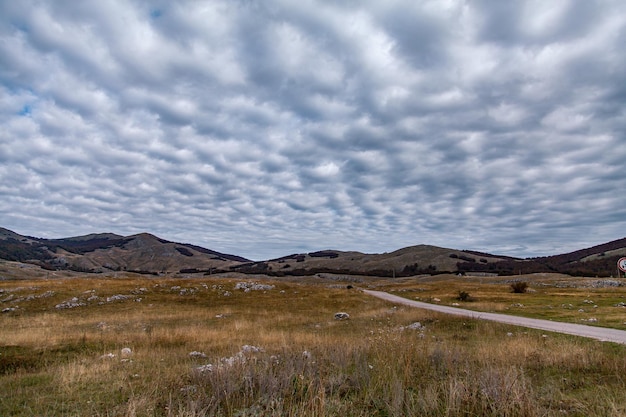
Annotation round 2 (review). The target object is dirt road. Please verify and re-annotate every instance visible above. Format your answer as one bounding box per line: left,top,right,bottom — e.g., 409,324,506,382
364,290,626,345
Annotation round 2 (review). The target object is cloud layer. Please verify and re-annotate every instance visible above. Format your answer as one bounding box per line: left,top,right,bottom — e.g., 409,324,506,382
1,0,625,260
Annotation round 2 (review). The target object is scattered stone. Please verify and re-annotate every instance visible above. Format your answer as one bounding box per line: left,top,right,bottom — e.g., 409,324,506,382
405,322,423,330
55,298,86,309
241,345,264,354
234,282,275,292
2,307,16,313
100,353,116,359
121,347,133,357
1,294,14,303
334,312,350,320
106,294,129,303
189,351,207,358
195,345,265,373
195,364,214,373
589,280,621,288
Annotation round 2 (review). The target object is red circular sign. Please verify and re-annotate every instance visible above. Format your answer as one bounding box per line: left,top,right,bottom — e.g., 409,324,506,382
619,257,626,273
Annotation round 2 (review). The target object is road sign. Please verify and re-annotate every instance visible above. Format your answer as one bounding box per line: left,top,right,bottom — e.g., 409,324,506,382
619,257,626,273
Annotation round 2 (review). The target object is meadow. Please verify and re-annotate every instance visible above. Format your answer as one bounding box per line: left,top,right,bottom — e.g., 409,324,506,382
1,270,626,416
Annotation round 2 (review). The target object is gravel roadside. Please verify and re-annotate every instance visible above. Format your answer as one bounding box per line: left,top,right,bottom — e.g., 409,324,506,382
364,289,626,345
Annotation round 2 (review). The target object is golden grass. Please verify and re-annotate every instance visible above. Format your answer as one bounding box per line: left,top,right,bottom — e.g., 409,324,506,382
373,274,626,328
1,274,626,416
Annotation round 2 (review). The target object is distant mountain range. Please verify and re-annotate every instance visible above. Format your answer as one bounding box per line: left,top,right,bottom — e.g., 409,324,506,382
1,227,625,277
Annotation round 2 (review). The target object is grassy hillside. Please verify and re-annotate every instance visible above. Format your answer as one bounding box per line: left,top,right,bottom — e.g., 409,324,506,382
2,227,625,277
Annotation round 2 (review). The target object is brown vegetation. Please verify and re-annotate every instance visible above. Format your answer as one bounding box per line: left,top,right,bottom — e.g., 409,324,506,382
2,227,625,277
2,268,626,416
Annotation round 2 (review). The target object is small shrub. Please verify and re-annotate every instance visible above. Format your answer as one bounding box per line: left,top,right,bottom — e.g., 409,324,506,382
510,281,529,293
457,291,473,302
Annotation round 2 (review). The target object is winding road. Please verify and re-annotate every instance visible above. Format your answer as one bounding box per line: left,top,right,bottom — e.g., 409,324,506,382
364,290,626,345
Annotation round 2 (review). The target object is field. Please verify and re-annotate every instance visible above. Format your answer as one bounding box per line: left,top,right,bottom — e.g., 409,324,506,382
2,267,626,416
373,273,626,328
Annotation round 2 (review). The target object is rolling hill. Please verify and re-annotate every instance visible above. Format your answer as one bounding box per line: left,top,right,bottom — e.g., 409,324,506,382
1,227,625,277
0,227,249,274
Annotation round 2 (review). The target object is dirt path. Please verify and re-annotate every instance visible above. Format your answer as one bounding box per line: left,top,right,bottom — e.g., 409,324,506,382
364,290,626,345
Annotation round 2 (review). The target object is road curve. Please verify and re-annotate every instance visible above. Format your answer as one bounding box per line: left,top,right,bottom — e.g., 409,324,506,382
364,290,626,345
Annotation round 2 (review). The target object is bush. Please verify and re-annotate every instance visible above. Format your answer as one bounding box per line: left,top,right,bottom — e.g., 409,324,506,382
510,281,529,293
457,291,473,302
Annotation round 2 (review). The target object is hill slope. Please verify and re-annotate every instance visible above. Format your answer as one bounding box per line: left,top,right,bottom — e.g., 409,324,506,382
0,228,249,274
230,245,513,277
456,238,626,277
1,227,624,277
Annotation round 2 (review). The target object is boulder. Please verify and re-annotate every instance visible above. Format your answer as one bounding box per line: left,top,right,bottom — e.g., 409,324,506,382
334,312,350,320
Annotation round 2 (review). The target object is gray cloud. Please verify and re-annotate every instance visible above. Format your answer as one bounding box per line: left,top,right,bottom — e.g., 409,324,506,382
1,0,625,260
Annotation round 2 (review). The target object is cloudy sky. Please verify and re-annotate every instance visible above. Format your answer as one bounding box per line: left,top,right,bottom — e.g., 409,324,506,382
1,0,625,260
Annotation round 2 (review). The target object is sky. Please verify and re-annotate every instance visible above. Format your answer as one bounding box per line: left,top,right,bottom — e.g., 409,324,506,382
1,0,625,261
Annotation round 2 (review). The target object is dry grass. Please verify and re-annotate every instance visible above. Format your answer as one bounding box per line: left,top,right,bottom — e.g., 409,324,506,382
1,273,626,416
373,273,626,328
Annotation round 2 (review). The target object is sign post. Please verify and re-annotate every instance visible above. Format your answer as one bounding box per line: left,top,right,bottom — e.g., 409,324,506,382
618,257,626,278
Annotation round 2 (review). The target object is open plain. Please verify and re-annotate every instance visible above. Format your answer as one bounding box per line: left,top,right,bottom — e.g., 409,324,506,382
2,264,626,416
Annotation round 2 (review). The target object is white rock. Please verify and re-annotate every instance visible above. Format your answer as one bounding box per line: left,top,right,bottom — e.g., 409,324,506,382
195,364,214,373
241,345,264,354
334,312,350,320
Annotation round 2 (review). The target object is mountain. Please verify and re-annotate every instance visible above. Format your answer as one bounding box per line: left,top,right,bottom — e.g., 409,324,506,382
0,228,249,274
1,227,625,277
